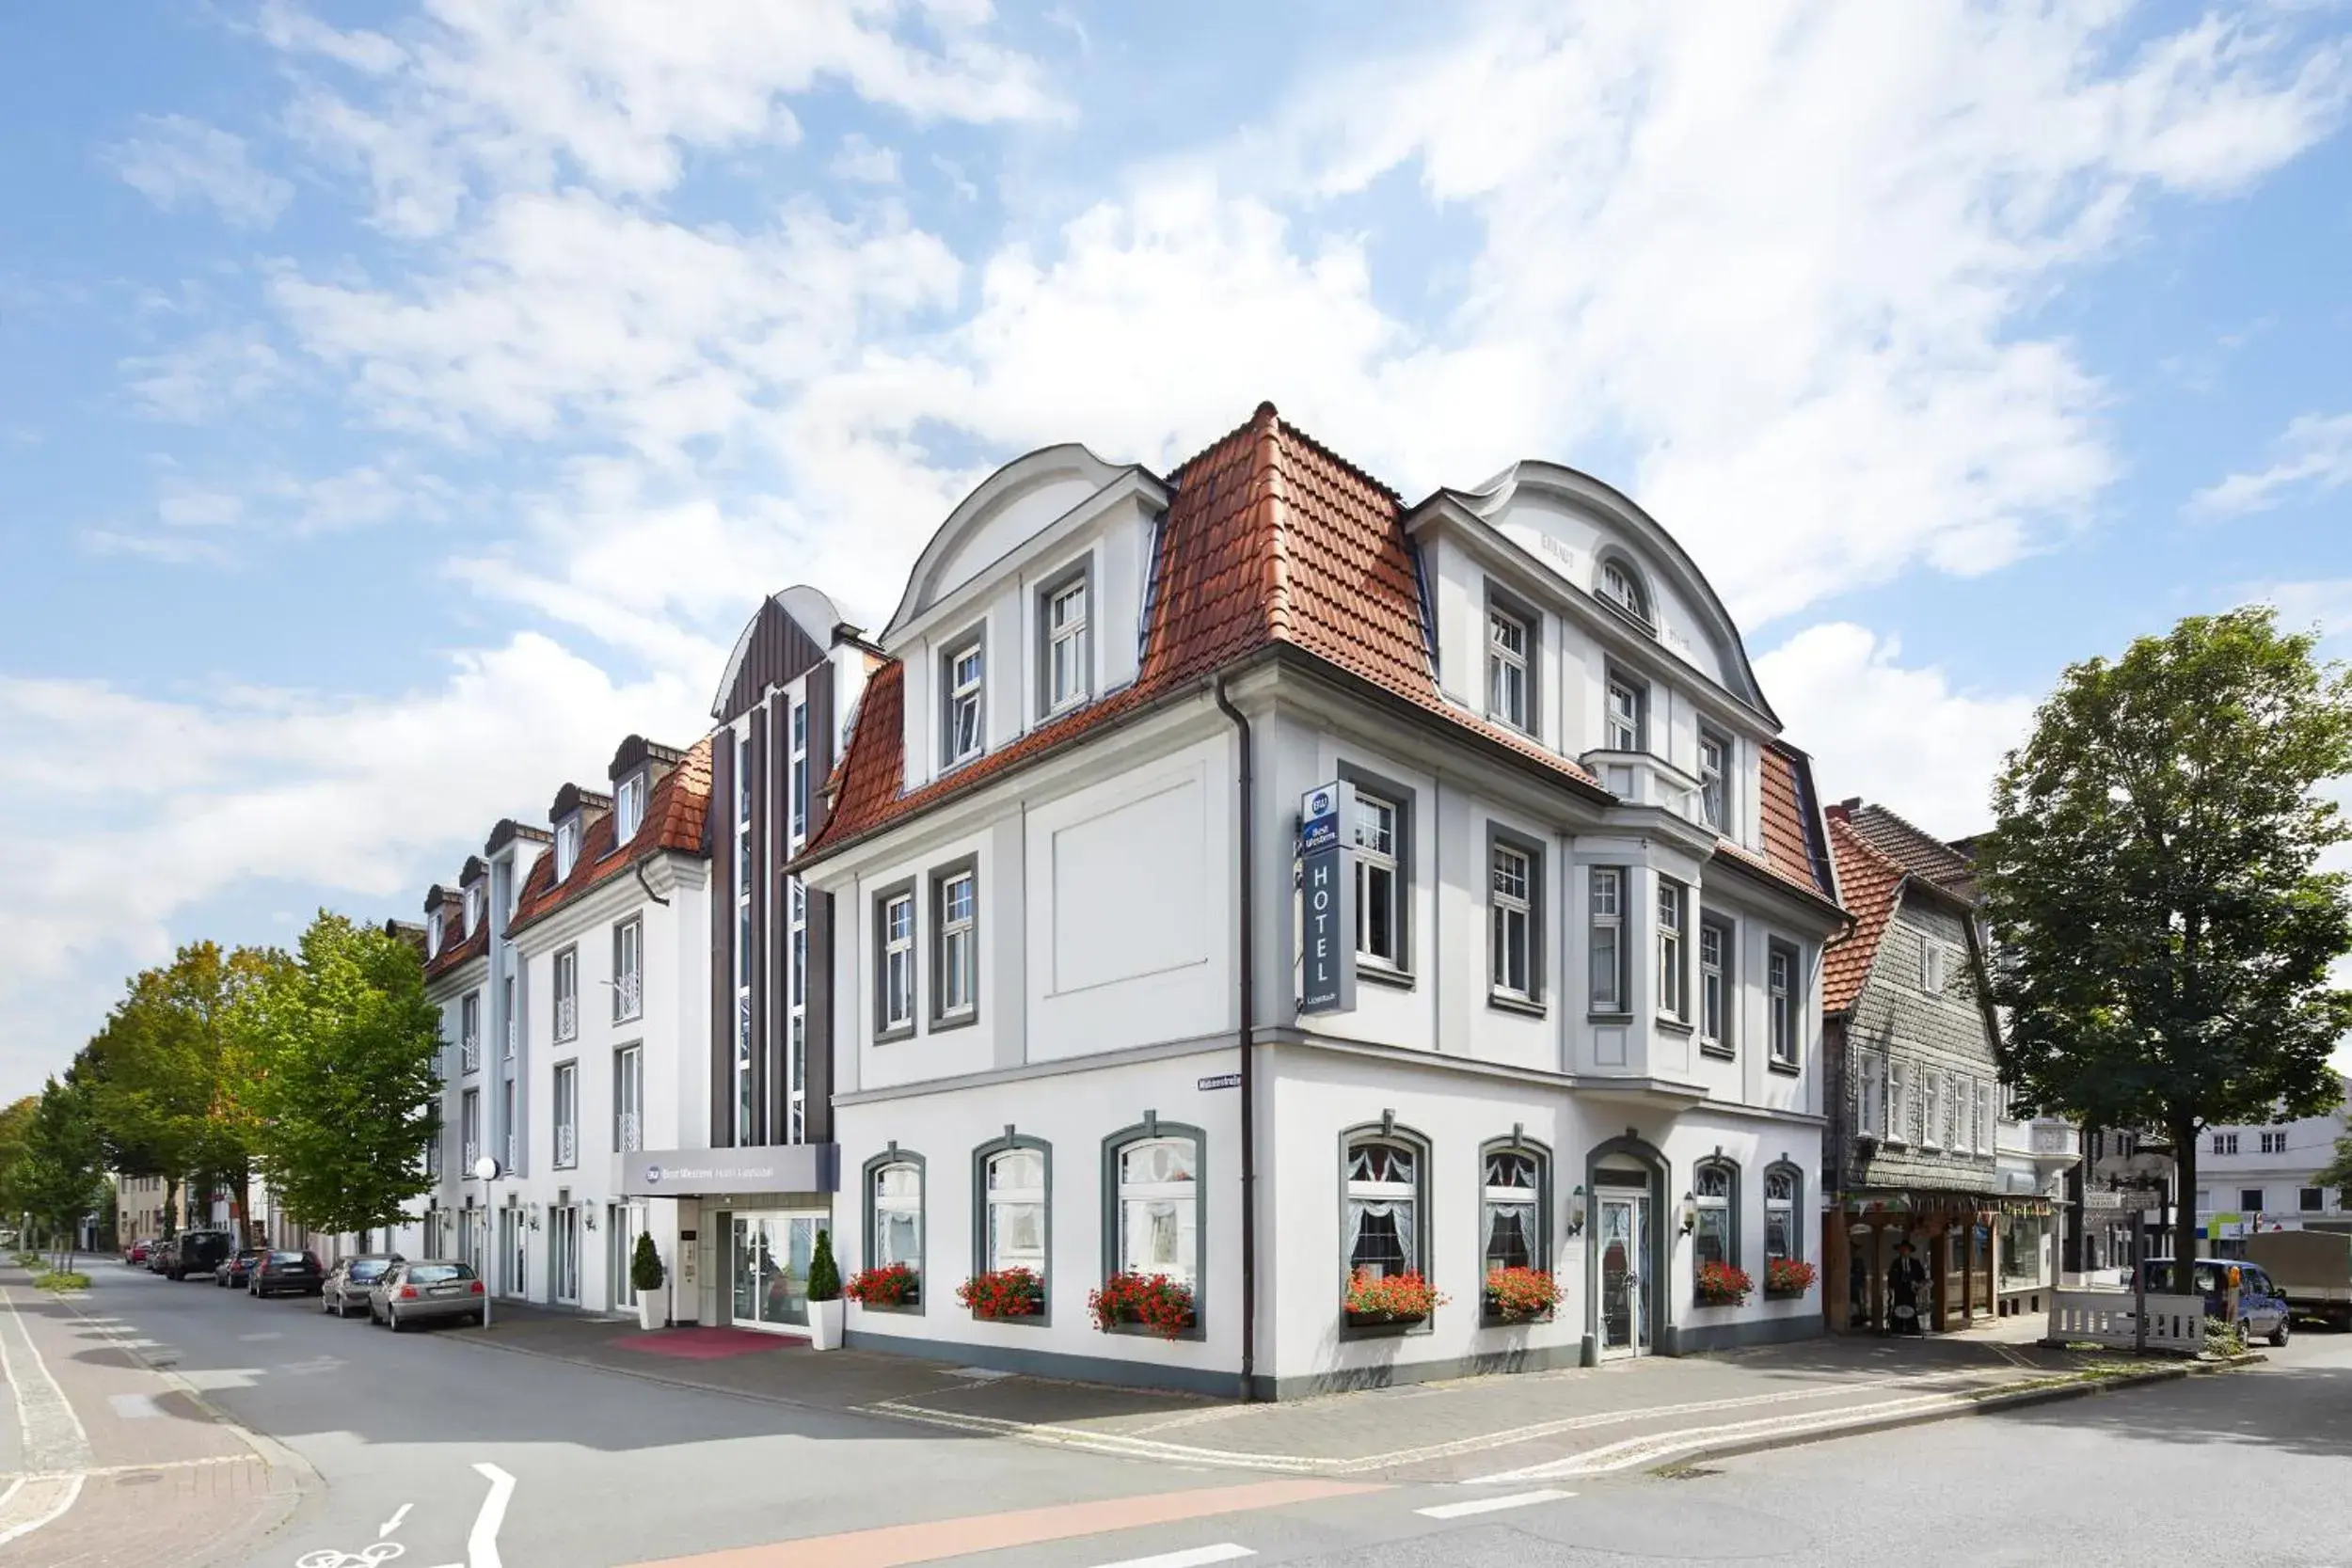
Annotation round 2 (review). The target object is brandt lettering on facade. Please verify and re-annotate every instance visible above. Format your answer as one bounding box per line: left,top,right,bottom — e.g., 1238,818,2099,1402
1298,782,1357,1015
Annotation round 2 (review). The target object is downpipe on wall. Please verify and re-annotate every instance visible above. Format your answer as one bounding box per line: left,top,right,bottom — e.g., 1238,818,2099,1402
1213,675,1258,1402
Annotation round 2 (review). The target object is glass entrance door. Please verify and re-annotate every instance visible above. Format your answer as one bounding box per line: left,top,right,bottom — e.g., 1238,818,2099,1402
608,1202,645,1310
1599,1192,1650,1357
549,1207,580,1304
729,1213,819,1331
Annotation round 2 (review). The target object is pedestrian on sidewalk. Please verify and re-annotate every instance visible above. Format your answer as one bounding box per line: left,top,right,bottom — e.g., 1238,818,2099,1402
1888,1239,1929,1335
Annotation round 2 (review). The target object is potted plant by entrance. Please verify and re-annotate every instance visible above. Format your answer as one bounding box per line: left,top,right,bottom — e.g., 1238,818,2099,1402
630,1231,666,1330
1343,1267,1445,1326
806,1228,844,1351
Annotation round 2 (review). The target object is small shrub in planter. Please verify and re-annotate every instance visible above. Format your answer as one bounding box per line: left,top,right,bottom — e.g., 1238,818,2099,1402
1765,1258,1818,1296
1343,1268,1446,1324
957,1266,1044,1321
1694,1260,1754,1307
1483,1265,1560,1323
1088,1272,1197,1338
806,1228,842,1303
630,1232,666,1294
845,1261,920,1307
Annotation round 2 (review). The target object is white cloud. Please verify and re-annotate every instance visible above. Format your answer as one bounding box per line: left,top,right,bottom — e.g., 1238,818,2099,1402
121,328,287,422
267,0,1057,234
2242,578,2352,644
831,133,902,184
2191,412,2352,515
1756,623,2039,837
101,115,294,229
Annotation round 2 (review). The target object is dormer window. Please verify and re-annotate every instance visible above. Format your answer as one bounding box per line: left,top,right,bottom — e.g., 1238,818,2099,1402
1044,576,1089,716
944,635,984,765
1599,559,1650,624
554,816,580,882
1605,672,1646,752
615,771,646,842
1486,606,1529,731
463,885,482,937
1697,728,1730,832
426,911,444,958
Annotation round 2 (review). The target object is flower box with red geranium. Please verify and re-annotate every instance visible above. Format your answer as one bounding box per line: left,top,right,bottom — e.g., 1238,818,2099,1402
1694,1260,1753,1307
1088,1272,1197,1338
1343,1268,1446,1327
1483,1266,1560,1323
1765,1258,1817,1299
956,1267,1044,1322
844,1261,919,1309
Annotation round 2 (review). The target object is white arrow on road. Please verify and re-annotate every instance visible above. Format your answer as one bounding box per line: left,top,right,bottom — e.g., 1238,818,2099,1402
378,1503,411,1540
468,1464,516,1568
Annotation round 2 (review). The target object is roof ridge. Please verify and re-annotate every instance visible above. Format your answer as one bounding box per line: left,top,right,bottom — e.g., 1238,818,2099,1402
1258,404,1295,646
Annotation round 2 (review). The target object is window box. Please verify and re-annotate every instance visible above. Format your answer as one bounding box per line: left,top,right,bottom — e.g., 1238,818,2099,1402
956,1267,1043,1322
1343,1268,1444,1326
845,1262,920,1310
1482,1266,1560,1324
1764,1259,1816,1299
1695,1260,1753,1307
1087,1272,1197,1339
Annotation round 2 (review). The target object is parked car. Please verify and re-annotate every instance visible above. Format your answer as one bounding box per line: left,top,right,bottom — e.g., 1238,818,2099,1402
147,1238,177,1274
248,1249,326,1298
321,1254,404,1319
368,1260,485,1332
167,1230,234,1281
124,1238,154,1265
215,1246,267,1289
2244,1229,2352,1331
2139,1256,2292,1346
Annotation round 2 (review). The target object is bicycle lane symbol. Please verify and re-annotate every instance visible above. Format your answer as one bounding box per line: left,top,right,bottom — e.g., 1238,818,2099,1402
294,1463,516,1568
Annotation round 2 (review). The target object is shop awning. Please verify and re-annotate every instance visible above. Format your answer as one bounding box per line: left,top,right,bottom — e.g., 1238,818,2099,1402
1836,1189,2052,1219
618,1144,839,1197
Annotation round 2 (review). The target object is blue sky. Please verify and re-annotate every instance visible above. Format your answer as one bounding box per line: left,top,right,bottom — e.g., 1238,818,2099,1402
3,0,2350,1102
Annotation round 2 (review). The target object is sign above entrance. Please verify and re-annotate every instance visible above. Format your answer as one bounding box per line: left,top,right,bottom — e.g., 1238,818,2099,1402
2083,1190,2156,1212
620,1143,839,1197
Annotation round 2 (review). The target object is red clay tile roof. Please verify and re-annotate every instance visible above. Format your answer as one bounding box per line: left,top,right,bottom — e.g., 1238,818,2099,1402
1844,802,1978,895
805,403,1614,860
1730,741,1837,904
1821,814,1907,1013
509,736,712,935
421,892,488,983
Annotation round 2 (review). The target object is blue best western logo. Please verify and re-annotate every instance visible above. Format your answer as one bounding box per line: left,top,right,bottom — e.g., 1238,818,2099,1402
1300,785,1341,855
644,1165,663,1184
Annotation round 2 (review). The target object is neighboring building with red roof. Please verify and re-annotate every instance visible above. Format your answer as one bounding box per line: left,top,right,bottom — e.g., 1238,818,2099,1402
795,403,1848,1396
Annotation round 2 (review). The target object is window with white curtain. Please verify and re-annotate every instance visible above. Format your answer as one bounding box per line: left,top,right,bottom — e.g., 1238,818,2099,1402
870,1160,923,1295
984,1146,1047,1277
1114,1136,1198,1286
1692,1161,1737,1274
1344,1137,1422,1278
1765,1167,1799,1263
1482,1147,1544,1273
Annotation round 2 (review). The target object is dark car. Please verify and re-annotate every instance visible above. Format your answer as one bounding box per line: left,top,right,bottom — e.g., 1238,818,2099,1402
248,1249,326,1298
215,1246,267,1288
167,1230,234,1281
321,1254,404,1318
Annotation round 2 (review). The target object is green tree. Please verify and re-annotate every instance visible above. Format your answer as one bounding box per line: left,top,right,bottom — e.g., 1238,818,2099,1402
12,1077,108,1269
1979,608,2352,1270
80,943,287,1235
0,1094,40,1227
247,911,441,1237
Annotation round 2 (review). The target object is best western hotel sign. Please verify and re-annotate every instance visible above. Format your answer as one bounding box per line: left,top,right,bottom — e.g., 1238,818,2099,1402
1299,781,1356,1015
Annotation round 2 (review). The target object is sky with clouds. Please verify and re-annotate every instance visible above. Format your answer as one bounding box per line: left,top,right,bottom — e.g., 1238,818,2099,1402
2,0,2349,1103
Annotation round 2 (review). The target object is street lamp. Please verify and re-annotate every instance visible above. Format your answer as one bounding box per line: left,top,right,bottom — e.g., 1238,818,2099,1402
471,1154,501,1329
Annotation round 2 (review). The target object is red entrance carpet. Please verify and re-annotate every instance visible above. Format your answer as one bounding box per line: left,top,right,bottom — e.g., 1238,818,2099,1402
618,1326,800,1360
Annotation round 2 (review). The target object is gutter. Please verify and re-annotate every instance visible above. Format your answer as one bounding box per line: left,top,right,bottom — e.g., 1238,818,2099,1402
1212,674,1259,1403
634,859,673,908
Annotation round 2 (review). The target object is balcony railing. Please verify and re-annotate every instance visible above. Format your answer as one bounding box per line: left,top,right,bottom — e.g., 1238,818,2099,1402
463,1140,481,1170
613,972,644,1022
615,1110,642,1153
503,1132,517,1170
556,1123,577,1168
554,995,578,1042
504,1017,516,1060
461,1035,481,1074
2030,1122,2080,1159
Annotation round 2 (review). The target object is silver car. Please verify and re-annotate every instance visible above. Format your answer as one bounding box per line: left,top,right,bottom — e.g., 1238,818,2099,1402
368,1259,485,1331
321,1253,403,1318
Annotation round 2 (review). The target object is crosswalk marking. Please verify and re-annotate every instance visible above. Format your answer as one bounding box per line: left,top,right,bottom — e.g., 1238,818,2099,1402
1086,1546,1255,1568
1415,1488,1576,1519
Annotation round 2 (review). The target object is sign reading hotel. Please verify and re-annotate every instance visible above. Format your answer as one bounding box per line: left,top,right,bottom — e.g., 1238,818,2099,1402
1298,781,1357,1015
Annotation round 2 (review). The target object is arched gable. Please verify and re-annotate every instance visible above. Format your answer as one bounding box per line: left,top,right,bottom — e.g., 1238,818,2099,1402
1450,463,1778,723
711,585,839,722
882,445,1146,642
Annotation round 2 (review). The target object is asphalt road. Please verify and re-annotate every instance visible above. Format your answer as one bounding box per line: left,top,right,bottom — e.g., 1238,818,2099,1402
40,1264,2352,1568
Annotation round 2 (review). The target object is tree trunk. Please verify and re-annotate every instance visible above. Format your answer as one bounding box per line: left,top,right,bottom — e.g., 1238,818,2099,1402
2171,1121,2200,1275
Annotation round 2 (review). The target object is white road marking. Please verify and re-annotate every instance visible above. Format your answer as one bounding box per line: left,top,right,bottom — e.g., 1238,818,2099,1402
944,1366,1014,1380
1086,1545,1254,1568
469,1463,516,1568
1467,1390,1964,1482
1415,1488,1576,1519
380,1501,413,1538
108,1393,163,1419
0,1286,94,1548
239,1332,285,1342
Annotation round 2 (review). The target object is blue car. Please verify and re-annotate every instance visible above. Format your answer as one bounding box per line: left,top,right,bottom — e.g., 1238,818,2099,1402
2138,1257,2291,1346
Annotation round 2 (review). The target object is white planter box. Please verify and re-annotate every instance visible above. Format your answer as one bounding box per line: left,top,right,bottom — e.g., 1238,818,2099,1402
808,1298,844,1352
637,1293,662,1332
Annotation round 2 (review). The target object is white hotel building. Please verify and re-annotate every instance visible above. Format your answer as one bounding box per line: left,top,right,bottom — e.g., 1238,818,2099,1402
793,404,1849,1398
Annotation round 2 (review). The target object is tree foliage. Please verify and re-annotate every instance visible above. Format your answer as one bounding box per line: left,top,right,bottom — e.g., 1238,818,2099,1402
11,1076,109,1265
1979,608,2352,1267
0,1094,40,1220
246,911,441,1236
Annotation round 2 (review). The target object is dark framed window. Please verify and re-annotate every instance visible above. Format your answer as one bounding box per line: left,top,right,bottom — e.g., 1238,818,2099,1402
1692,1158,1739,1286
1764,1164,1801,1265
1339,764,1415,981
553,946,579,1043
1102,1120,1205,1335
1698,728,1730,831
1657,878,1689,1022
1343,1125,1430,1282
972,1133,1051,1323
1485,583,1540,736
942,630,985,766
1039,561,1092,718
2240,1188,2265,1213
931,858,978,1028
1604,671,1646,752
863,1149,925,1311
1589,866,1628,1014
1767,940,1800,1070
2300,1187,2325,1213
1479,1138,1549,1277
1597,555,1651,626
873,879,915,1041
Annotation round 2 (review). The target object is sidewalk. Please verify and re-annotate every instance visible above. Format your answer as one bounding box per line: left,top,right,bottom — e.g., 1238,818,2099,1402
0,1268,303,1566
452,1308,2231,1483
